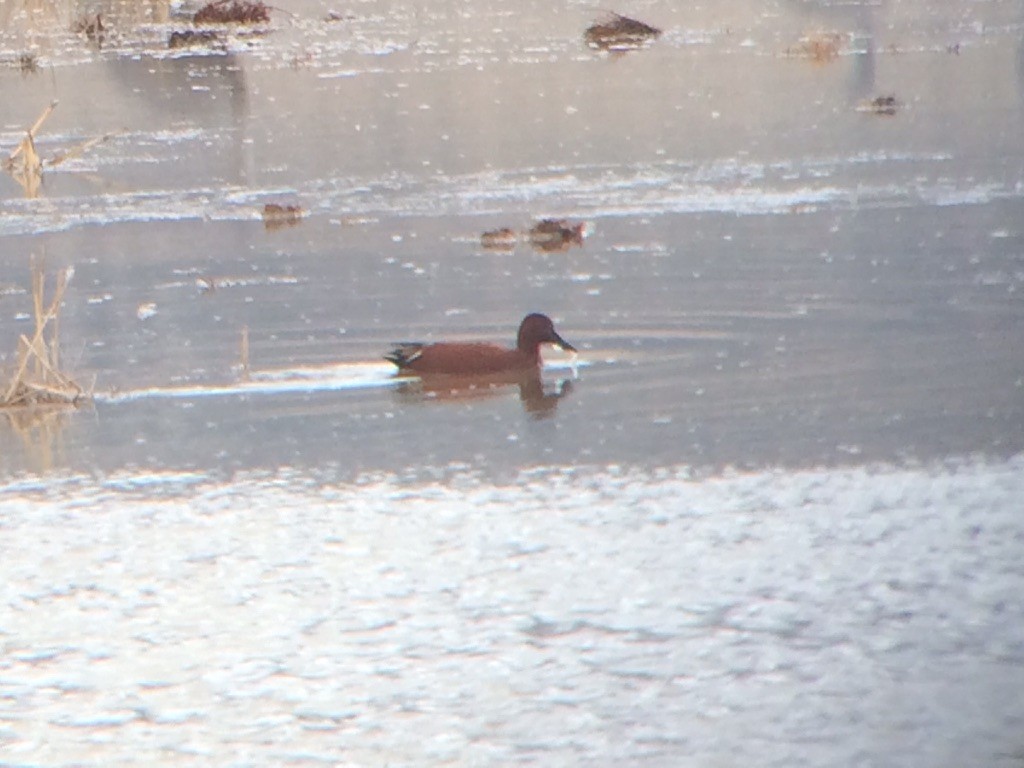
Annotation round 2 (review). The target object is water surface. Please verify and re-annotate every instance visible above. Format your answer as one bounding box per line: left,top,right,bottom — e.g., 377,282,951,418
1,0,1023,765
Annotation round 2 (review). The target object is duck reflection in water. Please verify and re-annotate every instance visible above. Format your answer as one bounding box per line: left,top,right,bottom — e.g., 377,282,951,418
392,371,574,418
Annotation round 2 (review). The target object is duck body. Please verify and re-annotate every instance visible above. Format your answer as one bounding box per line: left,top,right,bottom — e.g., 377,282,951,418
385,313,575,376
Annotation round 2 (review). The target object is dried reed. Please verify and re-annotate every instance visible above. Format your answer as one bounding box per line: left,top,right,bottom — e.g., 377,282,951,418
238,325,250,380
1,258,87,408
3,101,116,198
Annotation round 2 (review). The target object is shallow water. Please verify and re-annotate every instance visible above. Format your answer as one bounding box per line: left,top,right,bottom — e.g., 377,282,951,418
2,0,1024,765
3,459,1024,766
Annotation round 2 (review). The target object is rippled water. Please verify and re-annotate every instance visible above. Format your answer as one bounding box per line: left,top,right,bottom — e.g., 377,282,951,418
4,459,1024,766
2,0,1023,765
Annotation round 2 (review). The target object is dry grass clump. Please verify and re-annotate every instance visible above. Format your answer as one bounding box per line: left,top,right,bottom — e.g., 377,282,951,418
2,100,54,198
194,0,270,25
478,220,587,252
1,260,88,409
262,202,304,229
528,218,586,252
585,13,661,51
786,31,847,63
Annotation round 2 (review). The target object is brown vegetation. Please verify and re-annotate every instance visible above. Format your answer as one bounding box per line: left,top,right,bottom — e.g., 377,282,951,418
478,221,587,252
194,0,270,25
3,101,115,198
786,31,846,63
528,219,586,252
262,203,304,229
585,13,661,51
480,227,517,250
1,259,88,409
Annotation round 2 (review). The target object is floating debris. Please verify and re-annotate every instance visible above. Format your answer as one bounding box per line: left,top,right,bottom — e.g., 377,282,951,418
858,94,899,116
196,276,217,293
72,13,105,43
585,13,661,52
289,49,316,68
528,219,586,253
17,52,38,75
1,259,87,409
194,0,270,25
262,203,305,230
480,227,517,250
169,29,223,49
786,31,846,63
324,11,355,23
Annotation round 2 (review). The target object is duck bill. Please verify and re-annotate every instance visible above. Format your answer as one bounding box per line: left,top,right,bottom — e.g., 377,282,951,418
550,331,576,354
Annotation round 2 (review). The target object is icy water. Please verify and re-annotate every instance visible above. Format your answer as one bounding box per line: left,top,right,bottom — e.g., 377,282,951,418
2,0,1024,765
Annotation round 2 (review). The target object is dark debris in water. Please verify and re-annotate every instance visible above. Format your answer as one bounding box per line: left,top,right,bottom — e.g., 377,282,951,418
194,0,270,25
324,11,355,23
262,203,304,230
17,52,39,75
479,220,587,252
528,219,586,253
169,29,224,49
480,227,517,251
585,13,661,52
72,13,105,44
859,94,899,115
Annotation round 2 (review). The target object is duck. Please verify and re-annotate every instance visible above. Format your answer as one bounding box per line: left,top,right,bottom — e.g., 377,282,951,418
385,313,576,375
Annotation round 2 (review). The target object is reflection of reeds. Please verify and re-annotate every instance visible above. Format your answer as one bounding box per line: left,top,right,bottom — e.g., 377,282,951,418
3,406,70,473
0,0,66,32
1,258,87,409
239,325,250,381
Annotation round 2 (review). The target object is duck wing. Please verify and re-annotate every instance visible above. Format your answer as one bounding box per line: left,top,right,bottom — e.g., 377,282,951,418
384,342,425,369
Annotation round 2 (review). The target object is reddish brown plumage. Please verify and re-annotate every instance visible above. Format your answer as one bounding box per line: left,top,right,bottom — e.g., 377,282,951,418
385,314,575,375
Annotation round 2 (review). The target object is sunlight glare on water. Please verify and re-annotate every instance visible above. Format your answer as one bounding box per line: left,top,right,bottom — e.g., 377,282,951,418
2,458,1023,766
